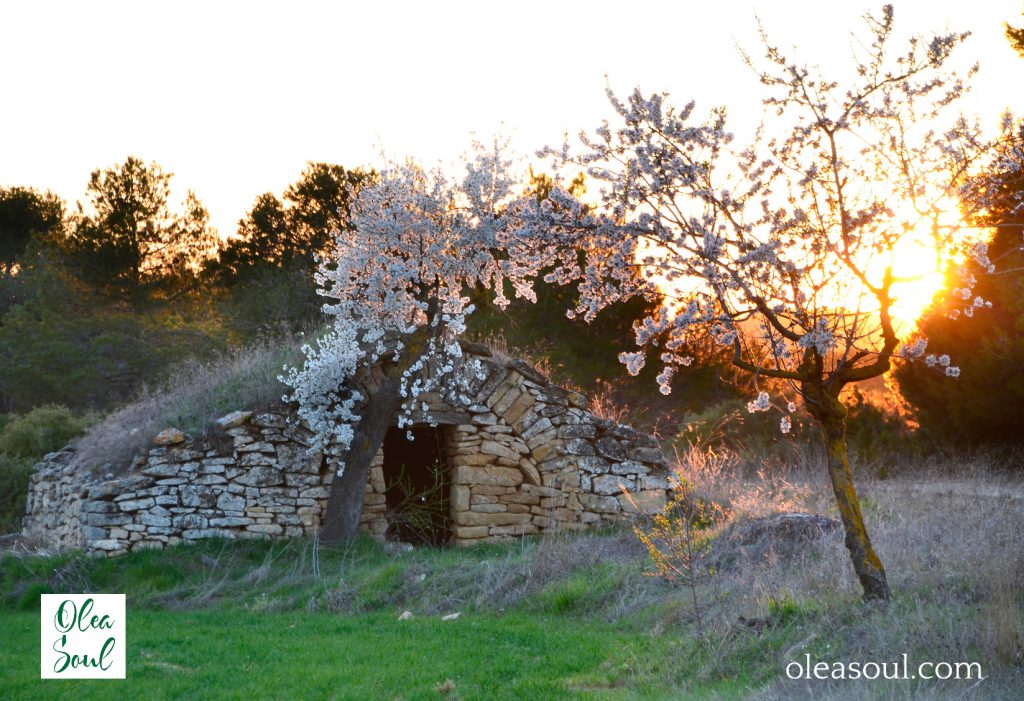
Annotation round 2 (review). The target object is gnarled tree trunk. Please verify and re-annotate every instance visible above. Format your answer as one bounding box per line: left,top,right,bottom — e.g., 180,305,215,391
803,382,891,601
318,371,404,543
319,329,436,544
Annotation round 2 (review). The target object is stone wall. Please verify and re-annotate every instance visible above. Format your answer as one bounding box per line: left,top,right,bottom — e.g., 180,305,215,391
23,347,671,556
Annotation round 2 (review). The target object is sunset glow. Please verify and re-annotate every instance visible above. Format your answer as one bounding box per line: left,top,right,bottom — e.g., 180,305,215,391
2,2,1023,239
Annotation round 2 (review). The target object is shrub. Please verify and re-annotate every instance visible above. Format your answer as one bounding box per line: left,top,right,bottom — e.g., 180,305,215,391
843,388,919,464
0,405,94,458
0,454,33,533
0,405,93,534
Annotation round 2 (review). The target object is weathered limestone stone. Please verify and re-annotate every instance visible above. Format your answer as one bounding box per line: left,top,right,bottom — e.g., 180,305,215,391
452,486,471,512
153,429,187,446
479,440,521,462
453,466,523,487
209,516,254,527
247,524,284,535
454,511,532,527
618,489,667,514
610,460,648,476
142,463,181,478
182,528,229,539
595,437,626,461
640,474,670,490
24,344,674,556
576,456,611,474
629,446,667,465
453,525,489,539
172,514,208,530
489,524,538,536
518,459,541,486
452,454,495,467
216,410,252,429
592,475,633,496
578,493,620,513
236,466,283,487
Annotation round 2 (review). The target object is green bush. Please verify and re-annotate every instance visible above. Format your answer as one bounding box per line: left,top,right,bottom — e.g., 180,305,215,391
0,405,93,534
0,454,33,533
843,389,919,463
0,405,94,458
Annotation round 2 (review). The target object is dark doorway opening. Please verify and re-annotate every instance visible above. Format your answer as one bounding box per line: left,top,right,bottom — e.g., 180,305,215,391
382,426,451,547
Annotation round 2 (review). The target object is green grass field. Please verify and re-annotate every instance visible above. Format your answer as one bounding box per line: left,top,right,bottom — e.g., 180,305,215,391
5,609,738,700
3,454,1022,700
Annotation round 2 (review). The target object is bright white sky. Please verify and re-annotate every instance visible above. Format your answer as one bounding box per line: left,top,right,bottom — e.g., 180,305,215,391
2,0,1022,236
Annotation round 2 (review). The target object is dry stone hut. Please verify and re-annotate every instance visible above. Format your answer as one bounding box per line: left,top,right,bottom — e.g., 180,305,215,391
23,344,672,556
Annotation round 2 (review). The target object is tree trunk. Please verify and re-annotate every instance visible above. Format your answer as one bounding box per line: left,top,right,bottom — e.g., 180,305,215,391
804,383,891,601
318,329,435,544
318,373,404,543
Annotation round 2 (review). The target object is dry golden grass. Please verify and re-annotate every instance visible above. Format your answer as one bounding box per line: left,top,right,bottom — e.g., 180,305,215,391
662,447,1024,699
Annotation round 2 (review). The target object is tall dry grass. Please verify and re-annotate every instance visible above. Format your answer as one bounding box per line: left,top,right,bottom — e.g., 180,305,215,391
670,447,1024,699
73,337,303,474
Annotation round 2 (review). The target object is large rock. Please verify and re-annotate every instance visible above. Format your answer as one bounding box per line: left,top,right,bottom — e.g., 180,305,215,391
708,512,840,568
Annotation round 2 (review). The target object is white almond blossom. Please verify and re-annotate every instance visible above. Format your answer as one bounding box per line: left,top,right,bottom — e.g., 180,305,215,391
281,139,535,470
507,6,1021,602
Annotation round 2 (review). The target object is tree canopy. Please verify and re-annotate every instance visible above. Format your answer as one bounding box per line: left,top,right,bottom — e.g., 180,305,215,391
897,120,1024,443
0,186,64,276
281,141,537,540
511,5,1020,600
63,156,216,304
213,162,369,284
1007,7,1024,57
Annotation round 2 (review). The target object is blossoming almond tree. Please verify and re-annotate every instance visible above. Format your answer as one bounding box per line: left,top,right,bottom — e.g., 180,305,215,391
515,6,1018,601
282,143,535,542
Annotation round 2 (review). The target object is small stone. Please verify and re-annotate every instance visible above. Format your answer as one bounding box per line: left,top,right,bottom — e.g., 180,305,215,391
153,429,187,446
518,459,541,486
595,437,626,461
172,513,209,530
441,612,461,621
592,475,633,496
629,446,667,465
216,410,253,429
480,440,521,461
399,611,414,621
209,516,254,527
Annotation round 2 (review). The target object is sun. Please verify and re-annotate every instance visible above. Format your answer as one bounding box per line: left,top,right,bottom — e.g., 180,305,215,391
867,195,969,334
639,193,974,340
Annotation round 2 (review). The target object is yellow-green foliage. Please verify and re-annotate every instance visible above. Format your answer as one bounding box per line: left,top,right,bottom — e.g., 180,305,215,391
0,405,94,533
0,405,94,458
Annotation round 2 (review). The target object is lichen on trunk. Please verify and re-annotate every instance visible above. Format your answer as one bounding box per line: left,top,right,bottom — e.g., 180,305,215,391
803,380,891,602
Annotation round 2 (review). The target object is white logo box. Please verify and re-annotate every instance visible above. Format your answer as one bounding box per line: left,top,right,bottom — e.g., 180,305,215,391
40,594,126,679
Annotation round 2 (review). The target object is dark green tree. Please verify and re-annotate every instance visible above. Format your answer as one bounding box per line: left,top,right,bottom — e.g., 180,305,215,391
211,163,369,337
213,193,291,281
64,157,216,304
213,162,369,283
896,122,1024,444
0,186,64,276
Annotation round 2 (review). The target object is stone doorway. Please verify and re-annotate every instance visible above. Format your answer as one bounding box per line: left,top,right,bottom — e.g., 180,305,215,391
381,426,452,546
